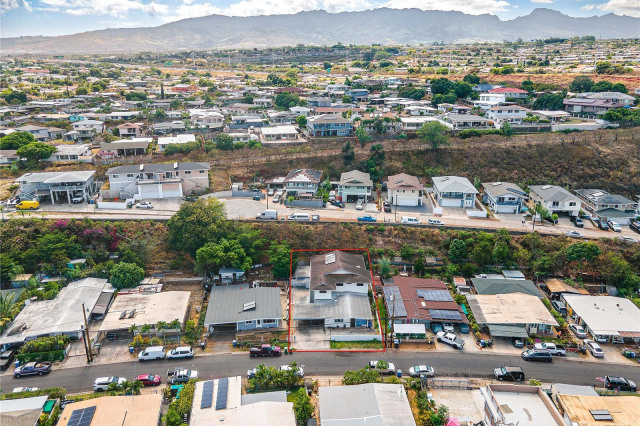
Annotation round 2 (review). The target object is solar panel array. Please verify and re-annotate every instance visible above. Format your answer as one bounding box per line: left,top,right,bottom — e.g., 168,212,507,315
384,286,407,317
416,289,453,302
429,309,462,321
215,377,228,410
200,380,214,409
67,406,96,426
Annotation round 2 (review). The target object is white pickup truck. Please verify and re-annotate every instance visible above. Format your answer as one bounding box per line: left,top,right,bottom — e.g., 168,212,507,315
436,332,465,349
533,342,566,356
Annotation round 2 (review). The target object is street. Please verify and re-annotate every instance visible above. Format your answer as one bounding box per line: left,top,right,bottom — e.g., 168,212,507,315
2,351,639,394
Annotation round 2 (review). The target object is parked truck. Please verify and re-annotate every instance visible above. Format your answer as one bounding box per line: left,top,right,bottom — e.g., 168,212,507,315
167,368,198,384
533,342,566,356
436,332,465,349
249,344,282,357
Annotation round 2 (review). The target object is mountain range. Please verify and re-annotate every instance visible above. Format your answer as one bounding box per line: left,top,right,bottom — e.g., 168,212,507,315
2,8,639,55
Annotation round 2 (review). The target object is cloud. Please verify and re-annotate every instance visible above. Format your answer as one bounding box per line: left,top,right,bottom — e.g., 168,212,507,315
581,4,596,11
530,0,554,4
35,0,168,17
597,0,640,17
1,0,32,13
383,0,511,15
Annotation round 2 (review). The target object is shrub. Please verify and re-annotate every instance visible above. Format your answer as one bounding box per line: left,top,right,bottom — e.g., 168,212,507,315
163,380,196,426
343,368,381,385
110,262,144,289
19,336,70,354
1,387,66,400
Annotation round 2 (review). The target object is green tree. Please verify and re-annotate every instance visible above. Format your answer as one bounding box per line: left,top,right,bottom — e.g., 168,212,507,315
463,74,480,85
343,368,382,385
453,81,473,99
342,140,355,165
342,95,352,104
274,92,305,110
447,239,467,263
413,257,426,276
591,80,612,92
124,92,147,101
0,131,36,150
399,245,414,261
417,122,450,151
430,78,454,95
471,241,493,267
75,87,88,95
167,198,228,256
196,238,252,273
569,76,594,93
610,82,627,94
355,126,372,145
599,252,640,294
295,115,307,128
0,89,27,104
533,93,564,110
269,242,294,280
16,143,56,162
214,133,234,150
502,121,513,137
379,256,392,278
565,242,601,263
0,253,18,284
291,388,313,426
110,262,144,289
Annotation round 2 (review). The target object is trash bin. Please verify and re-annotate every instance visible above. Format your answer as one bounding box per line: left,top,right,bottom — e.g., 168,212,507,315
284,348,288,355
233,340,237,348
129,346,134,354
396,370,402,378
14,360,20,368
394,338,400,349
480,340,485,348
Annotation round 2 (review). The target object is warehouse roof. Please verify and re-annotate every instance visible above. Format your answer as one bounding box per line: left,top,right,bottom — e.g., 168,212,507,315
98,291,190,332
467,293,558,327
204,284,281,325
562,295,640,337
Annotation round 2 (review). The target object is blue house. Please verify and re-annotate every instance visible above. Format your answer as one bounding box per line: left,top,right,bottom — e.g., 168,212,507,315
307,115,354,137
481,182,527,214
69,115,86,123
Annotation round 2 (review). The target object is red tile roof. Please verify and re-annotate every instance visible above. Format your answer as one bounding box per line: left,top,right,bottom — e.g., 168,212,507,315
488,87,528,94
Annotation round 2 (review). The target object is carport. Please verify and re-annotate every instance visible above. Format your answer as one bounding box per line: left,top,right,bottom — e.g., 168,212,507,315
488,324,528,338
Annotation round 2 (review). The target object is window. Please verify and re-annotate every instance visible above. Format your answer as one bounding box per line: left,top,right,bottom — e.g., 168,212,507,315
336,283,343,287
245,320,253,324
127,174,134,178
319,291,327,294
184,170,191,175
569,202,576,207
112,174,118,178
334,319,344,323
357,283,364,287
263,319,276,324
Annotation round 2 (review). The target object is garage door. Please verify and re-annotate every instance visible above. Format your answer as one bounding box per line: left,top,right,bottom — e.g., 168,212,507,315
397,197,418,206
139,184,161,199
497,205,517,214
162,183,181,198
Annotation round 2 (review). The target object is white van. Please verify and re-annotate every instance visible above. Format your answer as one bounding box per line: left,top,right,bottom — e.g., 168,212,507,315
256,209,278,220
288,213,310,221
401,216,421,224
166,346,194,360
138,346,165,361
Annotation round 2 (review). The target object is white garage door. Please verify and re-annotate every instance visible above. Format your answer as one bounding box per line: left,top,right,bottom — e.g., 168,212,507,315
162,183,181,198
497,205,517,214
397,197,418,206
139,184,161,199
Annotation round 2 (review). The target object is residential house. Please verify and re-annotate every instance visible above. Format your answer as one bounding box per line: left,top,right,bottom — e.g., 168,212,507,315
326,84,349,94
338,170,373,202
531,110,571,123
152,121,186,135
15,170,97,203
190,109,224,129
563,98,624,114
227,132,255,143
473,84,501,93
488,87,529,99
562,295,640,343
486,105,528,126
574,189,638,224
99,140,149,158
432,176,478,209
557,394,639,426
229,115,264,129
166,110,183,119
345,88,370,101
117,122,142,138
481,182,527,214
473,93,506,110
46,127,66,139
405,105,437,116
157,133,196,152
399,116,439,131
17,124,50,141
387,173,423,206
253,98,272,108
439,113,491,130
481,384,564,426
267,111,296,125
72,119,104,133
57,394,163,426
105,162,210,199
306,115,354,137
0,395,50,426
260,126,299,143
471,278,544,298
289,106,311,117
108,111,139,120
529,185,582,217
585,91,635,105
0,149,19,164
46,144,93,163
204,284,281,332
307,97,332,108
283,169,322,196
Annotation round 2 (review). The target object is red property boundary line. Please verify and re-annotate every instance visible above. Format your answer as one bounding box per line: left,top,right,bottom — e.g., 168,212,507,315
287,248,387,353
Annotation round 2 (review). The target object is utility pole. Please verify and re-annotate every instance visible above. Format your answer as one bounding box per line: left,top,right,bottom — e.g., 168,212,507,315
82,303,93,362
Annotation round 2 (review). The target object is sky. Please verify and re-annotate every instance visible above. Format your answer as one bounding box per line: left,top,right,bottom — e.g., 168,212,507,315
1,0,639,38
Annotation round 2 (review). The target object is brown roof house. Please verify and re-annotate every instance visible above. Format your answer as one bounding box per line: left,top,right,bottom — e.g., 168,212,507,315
387,173,424,206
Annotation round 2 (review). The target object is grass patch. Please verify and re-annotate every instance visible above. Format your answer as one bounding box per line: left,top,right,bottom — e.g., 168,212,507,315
377,297,388,331
330,339,384,349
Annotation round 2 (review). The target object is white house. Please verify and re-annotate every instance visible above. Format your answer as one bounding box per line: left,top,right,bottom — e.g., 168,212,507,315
260,125,299,143
338,170,373,202
400,116,439,132
432,176,478,209
473,93,506,110
289,106,311,117
253,98,272,107
117,123,142,138
157,133,196,152
488,87,529,99
46,144,93,163
529,185,582,217
72,120,105,133
586,91,636,106
387,173,424,206
405,105,437,116
283,169,322,196
482,182,527,214
438,114,491,130
190,109,224,129
486,106,528,127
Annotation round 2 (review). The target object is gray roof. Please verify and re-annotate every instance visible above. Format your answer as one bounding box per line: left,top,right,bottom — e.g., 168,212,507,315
471,278,543,298
204,284,281,325
530,185,580,203
551,383,599,397
0,395,48,413
319,383,416,426
16,171,95,184
310,251,371,291
241,391,287,406
308,115,352,124
100,140,150,150
339,170,372,187
284,169,322,184
387,173,421,191
432,176,478,194
482,182,527,199
575,189,634,205
293,293,373,321
106,162,209,175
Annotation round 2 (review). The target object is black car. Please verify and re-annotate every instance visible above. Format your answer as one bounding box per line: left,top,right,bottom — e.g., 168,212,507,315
570,217,584,228
598,221,610,231
383,202,392,213
329,199,345,208
604,376,637,392
521,349,553,362
494,366,525,382
0,350,16,370
551,300,567,315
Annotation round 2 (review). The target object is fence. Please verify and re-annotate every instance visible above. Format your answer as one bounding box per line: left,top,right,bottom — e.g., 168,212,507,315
284,199,324,208
330,335,383,342
427,378,471,389
232,190,265,199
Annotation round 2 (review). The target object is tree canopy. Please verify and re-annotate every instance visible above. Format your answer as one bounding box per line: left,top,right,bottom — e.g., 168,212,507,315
417,122,450,150
196,238,252,273
110,262,144,289
0,132,36,150
167,198,229,257
16,143,56,162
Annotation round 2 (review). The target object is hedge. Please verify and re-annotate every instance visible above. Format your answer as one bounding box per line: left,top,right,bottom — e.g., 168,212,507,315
17,349,66,363
0,387,66,400
163,379,196,426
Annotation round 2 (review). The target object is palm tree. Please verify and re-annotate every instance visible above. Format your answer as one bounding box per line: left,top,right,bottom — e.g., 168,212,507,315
129,380,143,395
156,321,169,344
0,293,16,318
140,324,152,340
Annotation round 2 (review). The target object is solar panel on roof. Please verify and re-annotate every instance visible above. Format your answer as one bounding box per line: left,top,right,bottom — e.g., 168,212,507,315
416,289,453,302
215,377,228,410
67,406,96,426
200,380,214,409
384,286,407,317
429,309,462,321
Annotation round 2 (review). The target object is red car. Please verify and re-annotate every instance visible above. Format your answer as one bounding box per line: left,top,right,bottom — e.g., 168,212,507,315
135,373,161,386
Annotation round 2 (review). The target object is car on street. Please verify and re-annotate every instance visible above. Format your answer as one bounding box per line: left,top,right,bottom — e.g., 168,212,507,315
250,344,282,357
428,218,444,226
328,199,345,208
569,324,587,338
311,215,320,221
608,221,621,232
135,374,161,386
135,201,154,209
564,230,582,238
584,339,605,358
534,342,566,356
356,199,364,210
14,362,52,377
400,216,420,224
368,360,396,375
604,376,636,392
408,365,435,377
0,350,16,370
521,349,553,362
617,236,638,244
383,202,391,212
94,376,126,391
12,387,40,393
494,366,525,382
166,346,194,359
357,215,377,222
597,221,610,231
280,364,304,377
167,368,198,384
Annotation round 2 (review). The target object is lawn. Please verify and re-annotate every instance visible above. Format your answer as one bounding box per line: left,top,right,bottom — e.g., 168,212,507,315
330,339,384,350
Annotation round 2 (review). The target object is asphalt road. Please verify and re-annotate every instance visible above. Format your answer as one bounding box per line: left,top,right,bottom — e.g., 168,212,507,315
3,351,639,394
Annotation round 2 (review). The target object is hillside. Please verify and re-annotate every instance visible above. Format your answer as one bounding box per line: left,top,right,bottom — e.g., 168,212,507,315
2,8,639,54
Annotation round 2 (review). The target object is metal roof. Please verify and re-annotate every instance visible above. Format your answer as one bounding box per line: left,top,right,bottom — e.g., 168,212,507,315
432,176,478,194
106,162,209,175
471,278,543,298
562,295,640,336
16,171,95,184
204,285,281,325
488,324,528,338
293,293,373,321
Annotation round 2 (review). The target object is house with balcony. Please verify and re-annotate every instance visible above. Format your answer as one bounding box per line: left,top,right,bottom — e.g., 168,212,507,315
72,120,104,133
387,173,424,206
16,170,98,204
307,97,332,108
473,93,506,110
260,125,299,143
117,123,142,138
229,115,264,129
46,144,93,163
481,182,527,214
585,91,636,106
574,189,638,225
157,133,196,152
438,114,491,130
252,98,273,108
289,106,311,117
283,169,322,196
563,98,624,115
267,111,296,125
189,109,224,129
306,114,354,138
17,125,50,142
105,162,210,200
338,170,373,202
486,106,528,127
432,176,478,209
488,87,529,100
400,116,439,132
99,140,149,159
529,185,582,217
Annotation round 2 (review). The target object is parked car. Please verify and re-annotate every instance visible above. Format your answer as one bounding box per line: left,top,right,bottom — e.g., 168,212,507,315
328,191,336,201
14,362,52,377
521,349,553,362
617,236,638,244
597,221,610,231
12,387,39,393
288,213,310,221
138,346,165,361
569,324,587,338
534,342,566,356
400,216,420,224
166,346,194,360
267,188,275,196
135,373,161,386
608,221,622,232
436,332,465,349
551,300,567,315
135,201,154,209
250,344,281,357
94,376,126,391
280,364,304,377
564,230,582,238
167,368,198,384
328,199,345,208
16,200,39,210
357,215,377,222
71,196,84,204
356,199,364,210
443,323,455,333
630,220,640,234
604,376,636,392
368,360,396,375
494,366,525,382
408,365,435,378
0,350,16,370
256,209,278,220
272,194,281,203
570,216,584,228
428,218,444,226
311,214,320,221
584,339,605,358
511,338,524,348
383,201,392,212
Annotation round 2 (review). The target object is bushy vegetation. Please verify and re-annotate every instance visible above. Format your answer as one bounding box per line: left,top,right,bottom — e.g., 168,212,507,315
246,363,303,392
163,379,196,426
0,387,66,400
342,368,382,385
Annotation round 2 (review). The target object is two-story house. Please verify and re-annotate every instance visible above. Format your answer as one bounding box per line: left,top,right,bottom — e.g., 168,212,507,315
338,170,373,203
306,115,354,138
486,106,528,126
46,144,93,163
488,87,529,100
400,116,439,132
432,176,478,209
289,106,311,117
152,121,186,135
574,189,639,225
117,123,142,138
387,173,423,206
16,170,97,204
307,97,332,108
105,162,210,200
190,109,224,129
229,115,264,129
283,169,322,196
529,185,582,217
585,92,636,106
438,114,491,130
17,125,50,142
482,182,527,214
157,133,196,152
473,93,506,110
563,98,624,115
